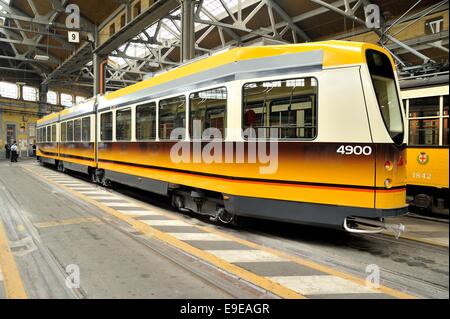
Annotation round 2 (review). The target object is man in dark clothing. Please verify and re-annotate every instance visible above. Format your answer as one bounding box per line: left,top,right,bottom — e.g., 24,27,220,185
4,144,10,159
10,141,18,162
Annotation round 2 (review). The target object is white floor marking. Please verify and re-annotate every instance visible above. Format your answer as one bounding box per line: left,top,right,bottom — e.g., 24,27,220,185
268,275,379,295
103,202,140,207
168,233,232,241
118,210,160,216
142,220,190,226
89,195,122,200
79,191,111,195
205,250,287,263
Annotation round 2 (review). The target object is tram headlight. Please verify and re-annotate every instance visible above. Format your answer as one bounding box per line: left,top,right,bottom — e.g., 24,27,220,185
384,178,392,189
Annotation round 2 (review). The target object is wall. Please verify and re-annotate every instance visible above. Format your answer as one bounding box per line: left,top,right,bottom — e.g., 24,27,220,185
99,0,155,46
0,98,39,158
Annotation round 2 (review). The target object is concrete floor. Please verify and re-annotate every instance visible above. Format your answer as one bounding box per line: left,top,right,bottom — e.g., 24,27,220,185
0,159,448,299
0,160,267,299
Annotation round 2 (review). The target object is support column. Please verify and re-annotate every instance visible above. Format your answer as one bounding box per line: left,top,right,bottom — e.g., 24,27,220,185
181,0,195,62
39,83,48,115
93,27,106,96
93,53,104,96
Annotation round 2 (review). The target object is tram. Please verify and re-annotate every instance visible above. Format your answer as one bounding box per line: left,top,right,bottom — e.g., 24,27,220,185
37,41,409,232
401,82,449,215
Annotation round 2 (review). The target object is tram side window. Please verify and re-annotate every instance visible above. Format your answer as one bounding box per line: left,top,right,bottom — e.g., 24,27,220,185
408,97,440,146
189,87,227,139
46,126,51,142
159,95,186,140
116,108,132,141
67,121,74,142
243,77,318,139
52,124,56,142
74,119,82,142
61,122,67,142
136,102,156,140
444,95,449,146
100,112,113,141
82,117,91,142
409,96,439,117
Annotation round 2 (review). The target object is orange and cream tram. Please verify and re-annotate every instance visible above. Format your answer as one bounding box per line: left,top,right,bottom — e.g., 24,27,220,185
37,41,408,232
401,83,449,215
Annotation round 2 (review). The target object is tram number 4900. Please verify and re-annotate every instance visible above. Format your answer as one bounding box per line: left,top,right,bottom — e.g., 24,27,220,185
337,145,372,156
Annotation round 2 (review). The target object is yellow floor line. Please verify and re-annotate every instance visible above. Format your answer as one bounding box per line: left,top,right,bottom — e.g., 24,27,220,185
34,216,101,229
0,217,28,299
27,165,418,299
197,225,417,299
383,231,449,248
24,166,304,299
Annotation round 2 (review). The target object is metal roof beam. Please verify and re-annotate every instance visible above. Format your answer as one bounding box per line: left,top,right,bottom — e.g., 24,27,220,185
0,66,40,73
94,0,180,56
0,36,73,50
264,0,311,42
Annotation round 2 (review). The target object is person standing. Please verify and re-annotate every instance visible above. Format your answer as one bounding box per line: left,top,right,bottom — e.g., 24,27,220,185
4,143,10,159
10,141,18,163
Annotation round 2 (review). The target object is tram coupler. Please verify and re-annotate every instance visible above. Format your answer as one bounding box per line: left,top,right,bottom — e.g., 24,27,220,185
344,216,405,238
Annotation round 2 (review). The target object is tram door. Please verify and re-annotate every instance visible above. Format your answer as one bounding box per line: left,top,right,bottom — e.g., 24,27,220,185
6,123,16,144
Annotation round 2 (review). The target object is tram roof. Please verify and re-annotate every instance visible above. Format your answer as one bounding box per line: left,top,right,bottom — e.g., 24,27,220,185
103,40,391,102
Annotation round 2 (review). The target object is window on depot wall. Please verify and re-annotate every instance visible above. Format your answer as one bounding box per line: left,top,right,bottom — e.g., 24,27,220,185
23,86,38,101
47,91,58,105
0,81,19,99
76,96,86,104
61,93,73,107
134,1,141,17
110,23,116,36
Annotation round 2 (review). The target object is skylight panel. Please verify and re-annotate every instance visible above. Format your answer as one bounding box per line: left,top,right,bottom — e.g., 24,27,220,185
109,56,127,68
203,0,225,16
125,43,149,58
158,21,178,41
145,24,157,37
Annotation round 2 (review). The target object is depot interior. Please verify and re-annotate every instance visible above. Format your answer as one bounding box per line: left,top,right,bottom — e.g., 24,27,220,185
0,0,449,302
0,0,447,155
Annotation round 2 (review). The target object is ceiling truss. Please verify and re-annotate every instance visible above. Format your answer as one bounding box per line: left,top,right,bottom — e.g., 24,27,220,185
0,0,448,93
